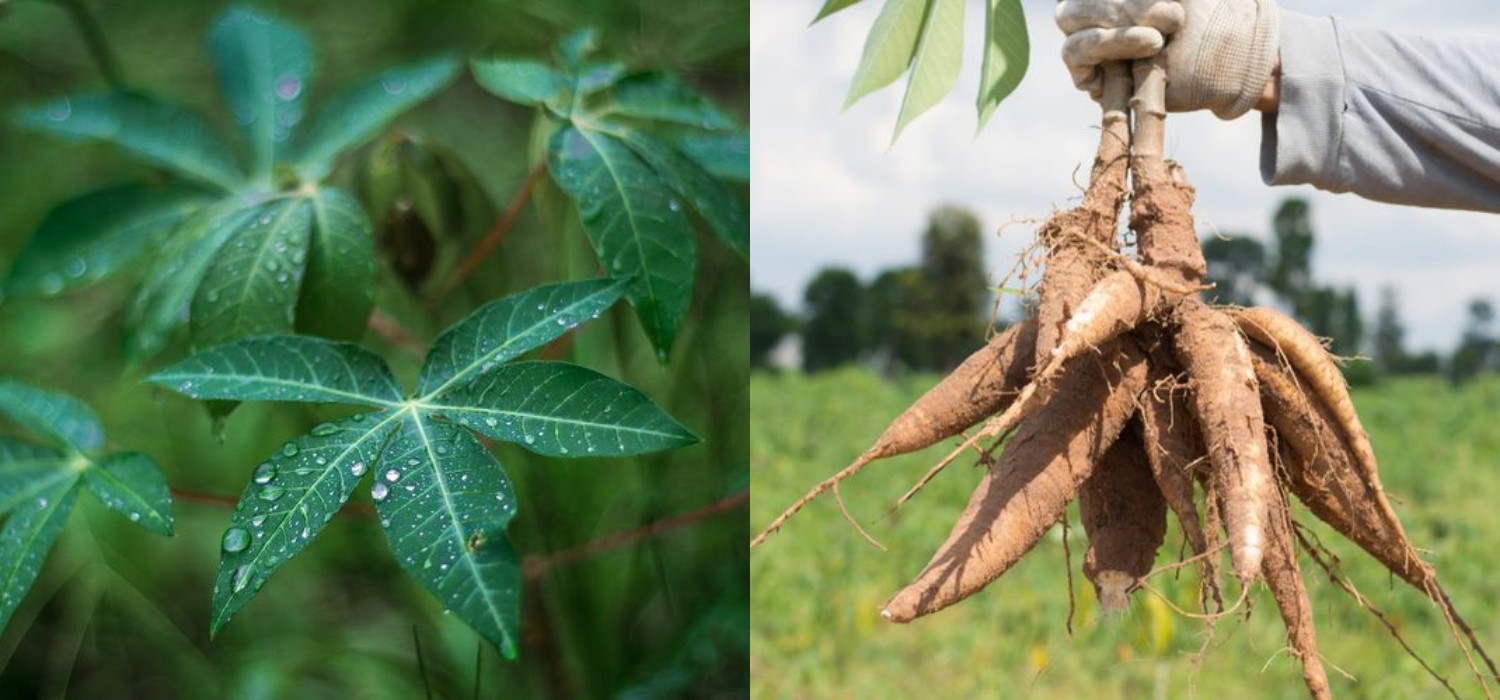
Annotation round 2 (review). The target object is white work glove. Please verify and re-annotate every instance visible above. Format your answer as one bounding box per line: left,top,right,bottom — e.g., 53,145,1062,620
1057,0,1281,120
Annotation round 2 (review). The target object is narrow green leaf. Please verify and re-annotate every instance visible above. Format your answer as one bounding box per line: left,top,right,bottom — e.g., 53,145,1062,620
190,198,313,351
558,28,600,68
548,126,696,361
84,453,174,536
470,58,566,107
14,92,244,191
665,130,748,183
815,0,867,23
292,56,462,179
427,362,698,457
843,0,927,109
607,73,736,130
977,0,1029,129
417,277,629,398
894,0,964,140
376,412,519,657
611,127,748,258
0,440,72,518
211,411,400,635
573,61,627,97
147,336,402,407
126,198,263,361
208,6,312,182
4,184,209,299
295,187,375,341
0,379,103,452
0,479,79,633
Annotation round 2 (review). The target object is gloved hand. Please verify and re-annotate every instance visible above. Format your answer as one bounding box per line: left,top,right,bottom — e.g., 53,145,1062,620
1057,0,1281,120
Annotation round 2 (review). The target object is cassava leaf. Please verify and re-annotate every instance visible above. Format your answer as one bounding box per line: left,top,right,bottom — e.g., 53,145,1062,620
0,442,73,518
609,127,748,258
375,412,519,658
977,0,1029,129
147,336,403,407
0,378,104,452
292,56,462,179
427,362,698,457
0,438,63,466
470,58,567,108
295,187,375,341
607,73,736,131
211,411,399,634
0,479,80,633
894,0,964,140
665,130,748,182
548,126,695,361
843,0,927,109
417,277,629,398
13,92,244,191
84,452,174,536
815,0,867,23
127,198,264,361
190,197,313,351
208,6,312,183
3,184,209,299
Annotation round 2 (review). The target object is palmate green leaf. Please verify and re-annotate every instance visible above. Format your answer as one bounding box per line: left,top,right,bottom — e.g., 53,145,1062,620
548,126,695,361
295,187,375,341
0,479,80,632
127,198,263,361
84,453,174,536
3,184,210,299
977,0,1029,129
146,336,402,407
375,412,519,658
815,0,867,23
291,56,462,180
190,197,313,351
429,362,698,457
13,92,244,191
607,73,737,131
470,58,567,107
0,378,104,452
0,440,72,518
894,0,964,140
843,0,927,109
610,127,749,259
211,411,399,634
208,6,312,183
665,130,749,183
417,277,629,397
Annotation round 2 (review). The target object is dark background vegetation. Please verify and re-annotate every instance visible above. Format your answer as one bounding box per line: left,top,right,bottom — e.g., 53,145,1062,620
0,1,747,697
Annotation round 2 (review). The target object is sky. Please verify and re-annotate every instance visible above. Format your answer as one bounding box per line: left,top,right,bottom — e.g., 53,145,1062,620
751,0,1500,352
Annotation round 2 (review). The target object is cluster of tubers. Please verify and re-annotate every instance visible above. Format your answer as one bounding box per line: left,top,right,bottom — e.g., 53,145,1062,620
752,62,1495,698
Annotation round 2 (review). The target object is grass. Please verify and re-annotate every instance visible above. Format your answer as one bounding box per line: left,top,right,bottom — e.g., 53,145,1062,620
751,367,1500,698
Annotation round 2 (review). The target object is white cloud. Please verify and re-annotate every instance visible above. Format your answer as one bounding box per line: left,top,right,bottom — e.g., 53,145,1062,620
752,0,1500,350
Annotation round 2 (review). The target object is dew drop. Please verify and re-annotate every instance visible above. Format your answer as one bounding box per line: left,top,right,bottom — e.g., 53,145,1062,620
258,213,273,225
559,446,569,454
129,512,142,521
257,486,286,501
668,198,682,212
178,380,195,393
231,564,253,593
351,413,365,422
274,73,303,101
484,417,498,428
310,423,340,437
371,481,390,502
523,434,536,445
556,318,566,326
586,446,596,453
35,497,48,509
222,527,251,553
252,463,276,484
350,461,367,477
381,76,408,94
38,274,64,295
384,469,401,483
251,515,267,527
407,458,420,467
45,98,71,121
281,442,299,457
64,257,88,278
276,272,289,284
435,445,448,455
314,456,327,466
266,259,280,272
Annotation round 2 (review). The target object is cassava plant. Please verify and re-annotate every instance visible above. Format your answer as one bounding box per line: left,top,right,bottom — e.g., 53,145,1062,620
755,3,1492,697
0,2,746,693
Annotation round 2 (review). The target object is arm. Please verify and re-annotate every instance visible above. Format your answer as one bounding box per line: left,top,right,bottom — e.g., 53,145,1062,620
1262,12,1500,214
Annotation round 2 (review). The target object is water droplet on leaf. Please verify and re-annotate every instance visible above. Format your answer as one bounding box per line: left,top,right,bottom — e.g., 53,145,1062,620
274,73,303,101
371,482,390,502
382,76,408,94
232,564,253,593
311,423,340,437
384,469,400,483
222,527,250,553
253,463,276,484
257,486,285,501
45,98,71,121
281,442,299,457
350,461,367,477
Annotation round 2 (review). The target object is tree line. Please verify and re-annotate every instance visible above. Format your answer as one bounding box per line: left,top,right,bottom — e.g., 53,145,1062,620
753,199,1497,384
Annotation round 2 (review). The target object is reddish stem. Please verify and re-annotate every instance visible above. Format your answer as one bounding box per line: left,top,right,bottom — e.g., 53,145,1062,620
367,308,427,358
522,490,749,579
434,159,550,302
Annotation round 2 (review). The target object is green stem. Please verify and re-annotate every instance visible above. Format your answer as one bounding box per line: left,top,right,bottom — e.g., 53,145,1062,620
57,0,124,89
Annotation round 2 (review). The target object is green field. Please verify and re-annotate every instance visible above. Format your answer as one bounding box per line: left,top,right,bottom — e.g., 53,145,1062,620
751,368,1500,698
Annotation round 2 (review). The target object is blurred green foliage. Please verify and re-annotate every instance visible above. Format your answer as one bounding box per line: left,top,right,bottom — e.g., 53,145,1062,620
0,0,747,696
752,369,1500,698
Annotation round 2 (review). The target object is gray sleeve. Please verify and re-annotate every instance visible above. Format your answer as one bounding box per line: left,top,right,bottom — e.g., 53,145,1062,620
1261,11,1500,214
